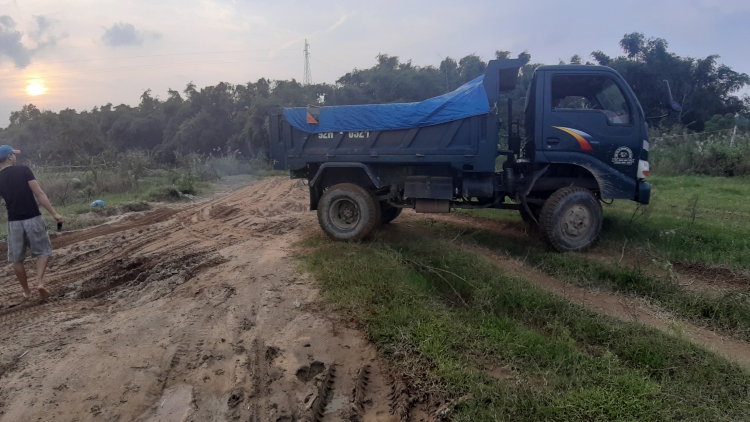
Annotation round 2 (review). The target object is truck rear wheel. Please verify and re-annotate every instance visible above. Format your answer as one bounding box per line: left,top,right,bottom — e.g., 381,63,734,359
380,203,402,225
317,183,381,241
540,187,602,252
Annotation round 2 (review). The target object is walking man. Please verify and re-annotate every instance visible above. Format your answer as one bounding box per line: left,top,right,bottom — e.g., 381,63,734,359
0,146,63,300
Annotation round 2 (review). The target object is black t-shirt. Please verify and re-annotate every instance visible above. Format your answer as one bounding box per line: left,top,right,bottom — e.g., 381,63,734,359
0,166,42,221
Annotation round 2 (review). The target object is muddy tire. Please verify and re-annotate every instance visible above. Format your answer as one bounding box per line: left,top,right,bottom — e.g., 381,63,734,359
380,204,402,225
540,187,602,252
317,183,381,241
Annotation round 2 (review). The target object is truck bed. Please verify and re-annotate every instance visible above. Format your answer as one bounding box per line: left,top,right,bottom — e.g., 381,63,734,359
270,113,498,173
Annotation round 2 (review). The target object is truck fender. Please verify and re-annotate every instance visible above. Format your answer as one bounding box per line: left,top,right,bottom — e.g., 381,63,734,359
309,163,386,189
308,163,386,211
543,152,636,200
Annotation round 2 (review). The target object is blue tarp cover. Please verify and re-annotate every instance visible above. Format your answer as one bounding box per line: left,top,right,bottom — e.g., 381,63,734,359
284,75,490,134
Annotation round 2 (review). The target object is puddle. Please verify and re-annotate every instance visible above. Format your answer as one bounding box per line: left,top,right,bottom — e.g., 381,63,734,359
325,394,349,414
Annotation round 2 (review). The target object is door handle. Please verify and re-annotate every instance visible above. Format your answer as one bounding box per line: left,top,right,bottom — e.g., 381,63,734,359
546,137,560,147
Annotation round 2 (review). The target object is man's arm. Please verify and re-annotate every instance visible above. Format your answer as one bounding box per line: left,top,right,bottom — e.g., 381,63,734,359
28,180,64,223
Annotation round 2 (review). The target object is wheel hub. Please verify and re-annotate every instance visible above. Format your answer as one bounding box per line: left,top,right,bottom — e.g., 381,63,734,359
329,198,360,229
561,205,591,239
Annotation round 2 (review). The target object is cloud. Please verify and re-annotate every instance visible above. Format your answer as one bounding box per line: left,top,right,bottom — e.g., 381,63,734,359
32,15,53,35
101,22,161,47
30,15,65,50
0,15,31,68
323,14,349,34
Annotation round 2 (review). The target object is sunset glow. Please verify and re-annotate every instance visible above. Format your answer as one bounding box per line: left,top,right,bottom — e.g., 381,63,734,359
26,82,47,96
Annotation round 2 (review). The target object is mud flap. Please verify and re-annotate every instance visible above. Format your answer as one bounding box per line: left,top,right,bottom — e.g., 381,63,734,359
637,181,651,204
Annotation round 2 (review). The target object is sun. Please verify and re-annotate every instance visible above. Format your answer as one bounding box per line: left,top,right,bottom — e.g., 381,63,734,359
26,81,47,96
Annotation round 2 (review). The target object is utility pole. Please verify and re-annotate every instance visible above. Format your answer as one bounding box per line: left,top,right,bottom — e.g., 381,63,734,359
303,39,312,86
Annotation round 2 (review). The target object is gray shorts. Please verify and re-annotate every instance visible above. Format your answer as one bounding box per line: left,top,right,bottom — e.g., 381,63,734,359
7,215,53,263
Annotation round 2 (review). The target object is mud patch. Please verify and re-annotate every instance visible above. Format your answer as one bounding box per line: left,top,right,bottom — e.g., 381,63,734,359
209,205,240,220
296,361,325,382
74,252,228,299
674,262,750,291
226,387,245,408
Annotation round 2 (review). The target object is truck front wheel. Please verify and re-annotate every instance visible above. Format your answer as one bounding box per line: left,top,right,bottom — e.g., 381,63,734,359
540,187,602,252
317,183,381,241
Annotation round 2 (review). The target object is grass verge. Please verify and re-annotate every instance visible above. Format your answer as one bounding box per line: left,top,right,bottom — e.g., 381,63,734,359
301,232,750,420
421,217,750,342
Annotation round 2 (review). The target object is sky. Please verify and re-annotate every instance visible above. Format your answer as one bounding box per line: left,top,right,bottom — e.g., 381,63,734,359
1,0,749,128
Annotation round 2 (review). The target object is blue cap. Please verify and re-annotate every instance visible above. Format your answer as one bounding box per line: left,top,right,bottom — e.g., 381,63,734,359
0,145,20,160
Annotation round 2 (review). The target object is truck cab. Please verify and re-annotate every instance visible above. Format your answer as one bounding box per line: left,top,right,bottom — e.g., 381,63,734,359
523,65,650,204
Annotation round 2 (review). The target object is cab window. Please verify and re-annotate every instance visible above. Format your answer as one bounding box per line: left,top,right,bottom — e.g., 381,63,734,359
551,74,631,125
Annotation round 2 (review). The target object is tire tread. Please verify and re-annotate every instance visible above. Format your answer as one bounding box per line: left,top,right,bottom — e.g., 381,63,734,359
317,183,380,241
539,186,602,252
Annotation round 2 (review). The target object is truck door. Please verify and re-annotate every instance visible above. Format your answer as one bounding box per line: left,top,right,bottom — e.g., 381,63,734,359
541,71,640,197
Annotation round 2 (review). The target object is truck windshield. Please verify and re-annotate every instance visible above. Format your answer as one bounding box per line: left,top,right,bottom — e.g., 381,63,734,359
551,75,631,125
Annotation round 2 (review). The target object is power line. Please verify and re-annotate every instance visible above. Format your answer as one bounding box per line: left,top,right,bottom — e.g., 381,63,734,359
303,39,312,86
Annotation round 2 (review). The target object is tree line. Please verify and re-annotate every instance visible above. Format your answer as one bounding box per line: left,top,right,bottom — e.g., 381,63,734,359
1,33,747,165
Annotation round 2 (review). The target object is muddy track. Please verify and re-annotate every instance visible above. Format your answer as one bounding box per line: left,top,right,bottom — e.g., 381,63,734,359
0,177,395,422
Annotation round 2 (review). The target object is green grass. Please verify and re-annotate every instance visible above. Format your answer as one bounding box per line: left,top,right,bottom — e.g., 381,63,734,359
418,217,750,341
301,233,750,421
600,175,750,268
458,175,750,270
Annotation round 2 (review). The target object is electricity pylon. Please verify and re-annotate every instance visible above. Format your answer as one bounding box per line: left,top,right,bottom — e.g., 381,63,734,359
303,39,312,86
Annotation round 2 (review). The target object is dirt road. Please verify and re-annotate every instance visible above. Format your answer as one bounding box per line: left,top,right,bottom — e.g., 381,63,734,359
0,178,394,422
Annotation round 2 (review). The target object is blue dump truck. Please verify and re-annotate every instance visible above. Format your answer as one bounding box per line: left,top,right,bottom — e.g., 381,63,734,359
270,58,670,251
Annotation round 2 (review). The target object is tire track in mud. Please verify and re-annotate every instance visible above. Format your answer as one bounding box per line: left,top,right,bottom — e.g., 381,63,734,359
0,251,228,330
0,197,230,329
0,299,81,331
303,363,336,422
0,178,398,422
248,338,265,422
50,208,182,250
0,225,181,309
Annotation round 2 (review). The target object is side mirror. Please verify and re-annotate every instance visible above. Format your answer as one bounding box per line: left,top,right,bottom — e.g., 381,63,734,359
663,80,682,112
647,81,682,121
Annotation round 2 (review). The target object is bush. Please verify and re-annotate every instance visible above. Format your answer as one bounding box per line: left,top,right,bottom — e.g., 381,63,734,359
168,170,197,195
121,201,151,212
146,185,183,202
650,126,750,176
117,150,153,189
